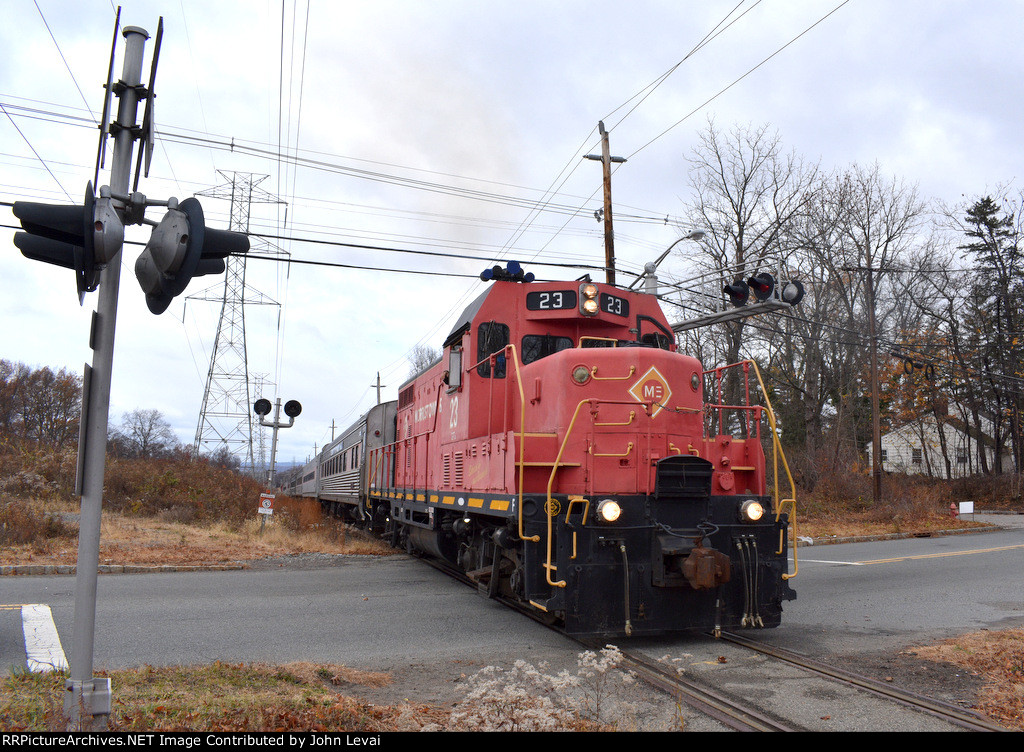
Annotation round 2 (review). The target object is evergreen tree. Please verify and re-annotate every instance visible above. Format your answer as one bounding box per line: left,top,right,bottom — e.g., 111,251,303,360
959,196,1023,474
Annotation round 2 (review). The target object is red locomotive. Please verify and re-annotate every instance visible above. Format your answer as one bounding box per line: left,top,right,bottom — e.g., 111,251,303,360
293,261,797,637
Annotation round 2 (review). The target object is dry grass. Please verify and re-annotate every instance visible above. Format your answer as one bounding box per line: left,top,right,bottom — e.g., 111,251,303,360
910,629,1024,731
792,507,990,541
0,494,393,567
0,662,448,732
0,652,621,732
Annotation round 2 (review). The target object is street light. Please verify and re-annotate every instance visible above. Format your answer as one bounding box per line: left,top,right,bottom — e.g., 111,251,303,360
627,230,705,293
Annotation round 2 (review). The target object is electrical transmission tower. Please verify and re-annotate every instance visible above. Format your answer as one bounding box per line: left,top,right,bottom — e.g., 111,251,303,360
192,172,286,468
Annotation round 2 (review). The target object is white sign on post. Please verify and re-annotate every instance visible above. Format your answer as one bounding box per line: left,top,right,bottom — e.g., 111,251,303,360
959,501,974,517
258,493,275,515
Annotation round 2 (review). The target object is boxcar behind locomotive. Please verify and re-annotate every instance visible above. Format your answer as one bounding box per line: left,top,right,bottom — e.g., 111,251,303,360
292,264,796,637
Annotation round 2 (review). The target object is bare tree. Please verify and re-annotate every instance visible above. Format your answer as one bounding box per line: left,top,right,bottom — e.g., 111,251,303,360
0,360,81,449
408,344,440,377
110,408,179,459
677,119,818,434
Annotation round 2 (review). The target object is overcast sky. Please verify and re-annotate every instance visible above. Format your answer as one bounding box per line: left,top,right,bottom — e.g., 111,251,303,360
2,0,1021,466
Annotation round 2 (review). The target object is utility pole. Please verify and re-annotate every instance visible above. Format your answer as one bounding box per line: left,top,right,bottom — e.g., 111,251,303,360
585,121,626,285
865,264,883,506
844,263,884,506
372,372,386,405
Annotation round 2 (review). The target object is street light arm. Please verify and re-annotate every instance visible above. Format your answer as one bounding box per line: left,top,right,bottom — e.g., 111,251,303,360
626,230,705,290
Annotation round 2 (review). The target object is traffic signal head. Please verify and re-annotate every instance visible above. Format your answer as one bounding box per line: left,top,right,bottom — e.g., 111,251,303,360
723,278,749,307
135,197,249,314
781,279,805,305
12,182,124,300
747,272,775,302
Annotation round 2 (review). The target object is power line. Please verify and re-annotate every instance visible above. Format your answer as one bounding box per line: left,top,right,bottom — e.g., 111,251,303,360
626,0,852,161
0,105,73,201
33,0,96,120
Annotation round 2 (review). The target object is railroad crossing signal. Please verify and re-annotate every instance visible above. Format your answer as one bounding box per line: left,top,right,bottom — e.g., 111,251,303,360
135,196,249,314
255,397,302,488
723,278,751,307
722,272,805,308
12,182,124,301
748,272,775,302
677,271,805,332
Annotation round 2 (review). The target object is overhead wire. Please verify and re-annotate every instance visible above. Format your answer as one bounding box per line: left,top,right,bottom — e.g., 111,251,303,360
33,0,96,120
625,0,852,161
0,97,684,230
0,104,73,202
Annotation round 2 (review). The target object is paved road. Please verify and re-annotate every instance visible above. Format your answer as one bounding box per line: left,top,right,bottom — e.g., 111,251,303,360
4,515,1022,671
3,513,1022,731
1,556,575,674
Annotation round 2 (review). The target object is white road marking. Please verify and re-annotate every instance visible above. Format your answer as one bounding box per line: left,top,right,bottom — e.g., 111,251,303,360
791,557,866,566
21,604,68,672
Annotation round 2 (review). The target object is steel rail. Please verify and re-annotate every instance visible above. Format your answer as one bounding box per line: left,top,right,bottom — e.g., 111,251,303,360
718,631,1005,732
579,640,797,732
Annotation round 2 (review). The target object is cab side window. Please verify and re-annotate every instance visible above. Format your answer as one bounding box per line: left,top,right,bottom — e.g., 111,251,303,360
477,322,509,378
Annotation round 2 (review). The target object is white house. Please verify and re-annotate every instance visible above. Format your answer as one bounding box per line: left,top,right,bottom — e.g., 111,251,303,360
866,409,1013,479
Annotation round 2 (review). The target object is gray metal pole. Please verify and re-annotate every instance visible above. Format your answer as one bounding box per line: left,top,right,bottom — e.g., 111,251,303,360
259,398,297,489
269,398,282,487
65,25,148,731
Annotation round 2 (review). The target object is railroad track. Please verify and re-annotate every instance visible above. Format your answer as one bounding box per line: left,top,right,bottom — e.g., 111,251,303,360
416,553,1005,731
419,556,797,729
716,631,1005,732
575,637,797,731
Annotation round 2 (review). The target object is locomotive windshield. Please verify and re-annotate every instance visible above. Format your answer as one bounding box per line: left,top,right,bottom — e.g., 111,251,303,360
521,334,573,364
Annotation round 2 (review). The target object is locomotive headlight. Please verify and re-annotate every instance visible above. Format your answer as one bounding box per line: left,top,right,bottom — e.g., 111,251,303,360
580,282,599,316
740,499,765,523
597,498,622,523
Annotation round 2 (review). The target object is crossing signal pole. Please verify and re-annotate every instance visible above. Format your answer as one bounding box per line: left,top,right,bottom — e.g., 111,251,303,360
11,18,247,729
66,23,149,731
254,398,302,488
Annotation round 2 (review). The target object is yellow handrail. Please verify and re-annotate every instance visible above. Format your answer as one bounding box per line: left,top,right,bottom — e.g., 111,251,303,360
543,398,594,587
594,410,636,427
742,360,798,580
589,441,634,458
465,343,535,543
541,398,647,587
590,364,636,381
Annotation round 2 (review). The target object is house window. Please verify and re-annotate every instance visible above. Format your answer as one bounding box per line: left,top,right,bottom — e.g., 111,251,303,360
880,449,887,464
912,448,922,465
956,448,968,464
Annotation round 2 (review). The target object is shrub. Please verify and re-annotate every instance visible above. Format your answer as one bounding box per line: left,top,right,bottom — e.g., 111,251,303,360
445,645,631,731
0,499,74,546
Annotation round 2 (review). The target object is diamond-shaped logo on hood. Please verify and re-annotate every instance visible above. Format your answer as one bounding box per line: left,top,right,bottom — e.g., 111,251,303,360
629,366,672,417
